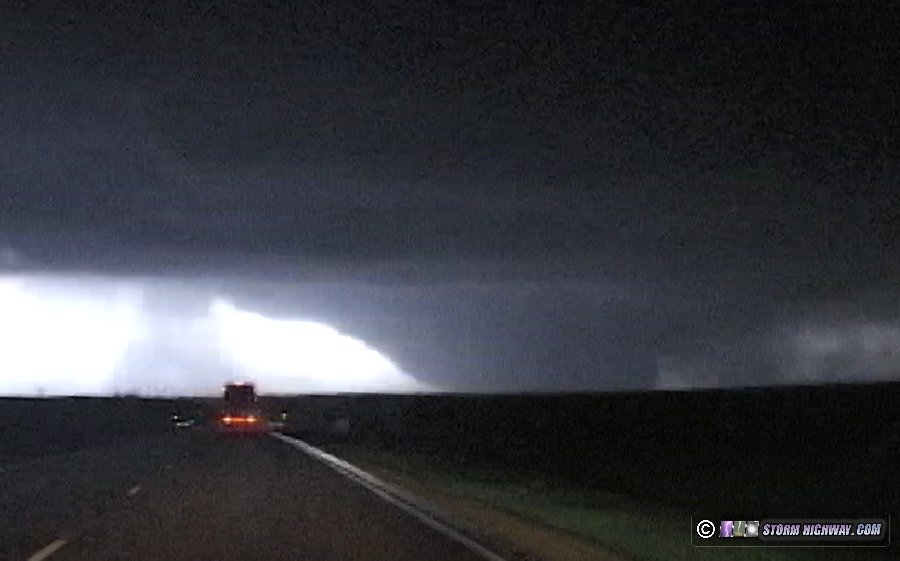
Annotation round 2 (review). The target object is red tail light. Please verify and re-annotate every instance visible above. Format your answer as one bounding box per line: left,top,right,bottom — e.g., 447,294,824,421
221,415,258,424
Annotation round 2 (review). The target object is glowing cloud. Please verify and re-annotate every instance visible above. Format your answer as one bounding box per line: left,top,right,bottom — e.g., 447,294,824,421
0,278,140,395
0,276,426,396
210,299,423,393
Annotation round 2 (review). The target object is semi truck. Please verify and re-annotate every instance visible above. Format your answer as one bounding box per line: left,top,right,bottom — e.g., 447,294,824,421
218,382,266,435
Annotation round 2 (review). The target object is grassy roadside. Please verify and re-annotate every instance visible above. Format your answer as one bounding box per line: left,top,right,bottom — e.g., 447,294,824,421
323,444,895,561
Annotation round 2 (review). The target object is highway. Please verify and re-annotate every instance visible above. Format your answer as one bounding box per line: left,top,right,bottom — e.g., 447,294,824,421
0,429,493,561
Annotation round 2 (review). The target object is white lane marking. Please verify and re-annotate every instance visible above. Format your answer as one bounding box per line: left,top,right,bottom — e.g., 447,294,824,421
272,433,508,561
127,484,142,497
164,464,173,470
27,539,67,561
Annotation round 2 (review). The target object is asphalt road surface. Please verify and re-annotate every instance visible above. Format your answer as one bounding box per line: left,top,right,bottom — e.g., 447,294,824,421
1,429,490,561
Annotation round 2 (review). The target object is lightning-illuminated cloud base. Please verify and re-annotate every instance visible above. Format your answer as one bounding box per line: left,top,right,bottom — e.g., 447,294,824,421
0,276,427,397
0,274,898,396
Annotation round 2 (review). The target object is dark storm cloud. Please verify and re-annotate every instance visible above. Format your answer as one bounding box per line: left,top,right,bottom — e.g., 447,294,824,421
206,278,660,391
1,2,898,391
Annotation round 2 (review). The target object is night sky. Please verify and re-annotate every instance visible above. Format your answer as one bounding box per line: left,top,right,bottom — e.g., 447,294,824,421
1,2,898,393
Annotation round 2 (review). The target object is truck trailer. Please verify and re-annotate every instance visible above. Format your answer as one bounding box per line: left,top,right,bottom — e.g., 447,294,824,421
217,382,266,435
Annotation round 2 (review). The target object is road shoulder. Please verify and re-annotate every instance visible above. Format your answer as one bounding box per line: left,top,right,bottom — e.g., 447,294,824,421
352,461,630,561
